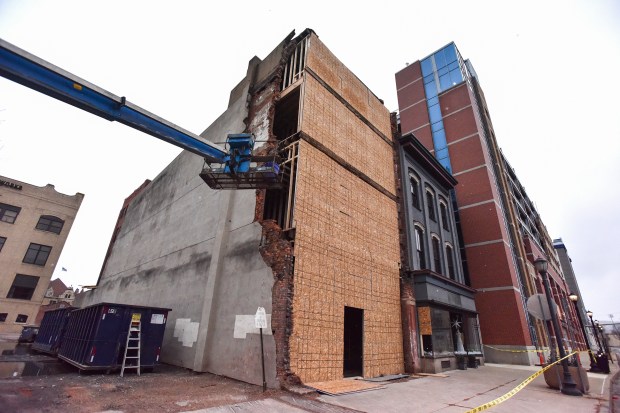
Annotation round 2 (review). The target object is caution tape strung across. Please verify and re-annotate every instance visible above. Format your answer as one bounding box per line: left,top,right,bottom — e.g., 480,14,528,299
483,345,595,360
464,351,577,413
483,345,550,353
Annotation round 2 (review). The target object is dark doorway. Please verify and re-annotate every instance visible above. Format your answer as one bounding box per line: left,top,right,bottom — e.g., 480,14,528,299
343,306,363,377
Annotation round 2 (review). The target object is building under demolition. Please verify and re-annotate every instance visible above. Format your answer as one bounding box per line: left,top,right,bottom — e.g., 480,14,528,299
79,29,404,386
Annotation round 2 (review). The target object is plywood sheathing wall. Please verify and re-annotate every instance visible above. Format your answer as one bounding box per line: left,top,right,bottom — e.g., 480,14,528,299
289,33,404,383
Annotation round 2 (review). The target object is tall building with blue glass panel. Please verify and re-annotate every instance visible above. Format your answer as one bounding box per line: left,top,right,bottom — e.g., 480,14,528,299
419,43,465,172
394,43,580,366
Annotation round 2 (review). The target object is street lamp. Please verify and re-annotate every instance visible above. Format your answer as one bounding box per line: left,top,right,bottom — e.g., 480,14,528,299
534,257,582,396
569,294,600,372
586,312,610,373
596,322,611,360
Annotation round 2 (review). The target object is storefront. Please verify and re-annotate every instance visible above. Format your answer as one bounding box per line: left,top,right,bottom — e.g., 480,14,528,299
414,271,482,372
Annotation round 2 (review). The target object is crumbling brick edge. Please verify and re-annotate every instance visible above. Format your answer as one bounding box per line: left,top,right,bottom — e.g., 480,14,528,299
249,35,303,389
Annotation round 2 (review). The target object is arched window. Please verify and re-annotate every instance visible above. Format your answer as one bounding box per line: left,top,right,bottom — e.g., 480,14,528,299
414,224,426,269
439,198,449,231
432,236,442,274
409,171,421,210
426,188,436,222
446,243,455,280
36,215,65,234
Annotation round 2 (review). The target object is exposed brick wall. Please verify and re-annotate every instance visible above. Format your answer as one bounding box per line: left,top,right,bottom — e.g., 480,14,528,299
289,141,403,382
258,220,299,385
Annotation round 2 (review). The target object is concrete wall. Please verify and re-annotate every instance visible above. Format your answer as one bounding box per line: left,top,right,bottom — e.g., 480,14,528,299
78,47,284,387
0,176,83,333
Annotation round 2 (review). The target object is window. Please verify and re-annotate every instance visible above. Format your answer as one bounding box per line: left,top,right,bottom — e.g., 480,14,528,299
415,226,426,269
23,243,52,266
409,172,420,210
0,313,7,322
0,203,21,224
0,236,5,252
432,237,442,274
446,245,455,280
426,190,436,221
15,314,28,323
36,215,65,234
440,201,449,231
7,274,39,300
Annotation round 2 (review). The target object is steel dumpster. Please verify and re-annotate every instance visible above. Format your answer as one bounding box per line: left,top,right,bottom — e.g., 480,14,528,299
57,303,171,371
32,306,76,354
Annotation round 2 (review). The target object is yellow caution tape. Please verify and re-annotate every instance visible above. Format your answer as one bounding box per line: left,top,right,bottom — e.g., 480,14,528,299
464,351,577,413
483,345,550,353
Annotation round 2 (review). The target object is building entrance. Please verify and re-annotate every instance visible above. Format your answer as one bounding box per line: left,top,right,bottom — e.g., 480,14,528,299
343,306,363,377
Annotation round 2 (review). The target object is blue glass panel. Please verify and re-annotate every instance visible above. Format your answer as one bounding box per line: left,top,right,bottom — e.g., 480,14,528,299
450,69,463,85
424,80,437,98
448,61,459,71
440,157,452,172
428,103,441,123
424,73,435,85
434,50,446,69
431,121,443,133
421,58,433,75
436,147,449,160
433,129,447,149
439,73,452,91
428,96,439,107
438,66,449,77
444,44,457,64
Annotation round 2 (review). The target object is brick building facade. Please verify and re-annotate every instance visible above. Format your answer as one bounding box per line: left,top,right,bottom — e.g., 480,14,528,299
395,43,585,364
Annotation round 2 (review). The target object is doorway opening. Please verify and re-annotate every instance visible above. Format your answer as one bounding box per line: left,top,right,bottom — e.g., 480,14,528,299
343,306,363,377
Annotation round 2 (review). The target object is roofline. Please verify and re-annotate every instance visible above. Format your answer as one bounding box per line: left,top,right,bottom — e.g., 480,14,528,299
398,133,458,188
395,41,459,75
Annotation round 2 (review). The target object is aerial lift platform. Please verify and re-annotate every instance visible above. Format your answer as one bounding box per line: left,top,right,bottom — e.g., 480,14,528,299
0,38,281,190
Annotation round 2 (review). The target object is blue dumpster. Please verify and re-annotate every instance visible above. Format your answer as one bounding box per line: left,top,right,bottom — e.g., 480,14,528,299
32,306,76,354
57,303,170,372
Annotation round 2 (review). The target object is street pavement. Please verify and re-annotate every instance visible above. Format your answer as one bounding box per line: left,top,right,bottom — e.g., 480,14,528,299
186,359,618,413
317,363,614,413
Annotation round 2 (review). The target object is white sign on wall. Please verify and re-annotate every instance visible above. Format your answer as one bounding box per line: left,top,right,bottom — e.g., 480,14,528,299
255,307,267,329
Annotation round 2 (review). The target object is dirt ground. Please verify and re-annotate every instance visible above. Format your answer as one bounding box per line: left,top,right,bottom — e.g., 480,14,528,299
0,341,362,413
0,362,296,413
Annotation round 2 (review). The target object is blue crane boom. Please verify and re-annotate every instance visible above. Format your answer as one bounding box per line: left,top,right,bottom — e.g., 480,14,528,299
0,38,280,189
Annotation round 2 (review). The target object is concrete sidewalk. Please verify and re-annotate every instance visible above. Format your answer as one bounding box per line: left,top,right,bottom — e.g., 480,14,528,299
316,363,614,413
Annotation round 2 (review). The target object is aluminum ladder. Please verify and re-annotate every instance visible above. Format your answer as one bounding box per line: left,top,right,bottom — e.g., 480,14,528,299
120,316,141,377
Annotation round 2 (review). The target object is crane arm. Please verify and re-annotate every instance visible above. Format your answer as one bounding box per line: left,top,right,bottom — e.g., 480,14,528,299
0,38,226,162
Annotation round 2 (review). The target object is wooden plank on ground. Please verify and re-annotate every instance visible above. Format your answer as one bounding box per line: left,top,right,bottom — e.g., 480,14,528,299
415,373,449,378
305,379,384,396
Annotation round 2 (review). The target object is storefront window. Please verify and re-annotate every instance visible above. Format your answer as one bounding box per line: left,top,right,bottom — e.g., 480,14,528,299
418,306,481,357
463,314,482,353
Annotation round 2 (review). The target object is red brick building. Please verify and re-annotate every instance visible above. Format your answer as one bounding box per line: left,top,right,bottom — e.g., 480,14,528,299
395,43,585,364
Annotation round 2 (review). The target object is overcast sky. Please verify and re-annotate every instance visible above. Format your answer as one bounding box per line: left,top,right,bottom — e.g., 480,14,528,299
0,1,618,322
